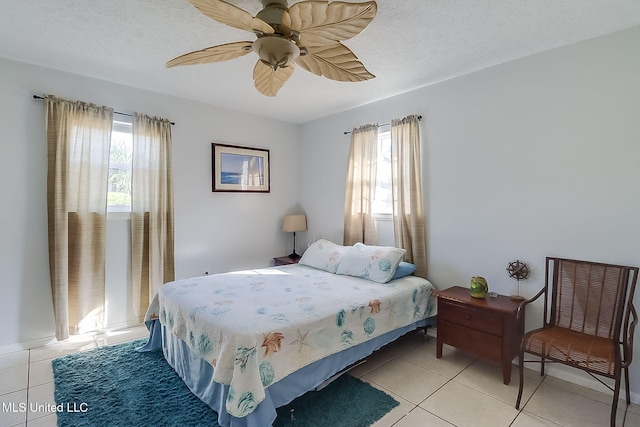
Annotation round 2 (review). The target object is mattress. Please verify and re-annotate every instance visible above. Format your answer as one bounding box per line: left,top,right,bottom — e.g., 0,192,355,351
141,264,437,426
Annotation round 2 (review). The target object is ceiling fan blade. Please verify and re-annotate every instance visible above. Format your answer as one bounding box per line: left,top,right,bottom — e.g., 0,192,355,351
281,10,292,30
189,0,274,34
251,17,276,35
295,43,374,82
288,1,377,46
166,41,253,67
253,61,295,96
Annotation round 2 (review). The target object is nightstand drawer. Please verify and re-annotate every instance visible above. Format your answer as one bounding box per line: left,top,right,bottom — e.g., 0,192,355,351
439,301,503,336
439,320,503,360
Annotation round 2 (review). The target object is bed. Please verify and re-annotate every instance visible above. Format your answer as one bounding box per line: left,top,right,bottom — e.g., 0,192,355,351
140,240,438,427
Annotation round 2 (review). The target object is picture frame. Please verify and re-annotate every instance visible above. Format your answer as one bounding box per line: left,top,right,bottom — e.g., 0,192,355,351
212,143,270,192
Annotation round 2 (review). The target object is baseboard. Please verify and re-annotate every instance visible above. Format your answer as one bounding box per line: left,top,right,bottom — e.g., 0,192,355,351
0,336,57,355
0,320,144,355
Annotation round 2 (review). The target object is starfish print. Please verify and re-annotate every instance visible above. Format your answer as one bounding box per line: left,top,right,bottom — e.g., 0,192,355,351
368,299,382,314
262,332,285,356
289,329,310,353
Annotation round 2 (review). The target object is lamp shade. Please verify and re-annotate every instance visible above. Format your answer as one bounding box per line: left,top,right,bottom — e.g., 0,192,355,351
282,214,307,232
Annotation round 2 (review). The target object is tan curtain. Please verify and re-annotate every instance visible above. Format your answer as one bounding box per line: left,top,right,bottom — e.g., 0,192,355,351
45,95,113,340
391,115,427,278
343,124,379,245
131,113,175,321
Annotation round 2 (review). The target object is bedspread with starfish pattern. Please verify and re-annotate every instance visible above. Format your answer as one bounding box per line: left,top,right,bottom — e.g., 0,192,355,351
144,264,437,418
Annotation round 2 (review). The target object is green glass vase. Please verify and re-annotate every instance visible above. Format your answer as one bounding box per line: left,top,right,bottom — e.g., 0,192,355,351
470,276,488,298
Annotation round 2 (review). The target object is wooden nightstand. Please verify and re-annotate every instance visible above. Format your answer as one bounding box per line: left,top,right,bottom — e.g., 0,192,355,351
273,256,300,266
436,286,525,385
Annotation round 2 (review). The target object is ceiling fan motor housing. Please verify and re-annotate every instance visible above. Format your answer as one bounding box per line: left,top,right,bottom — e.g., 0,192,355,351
257,0,289,28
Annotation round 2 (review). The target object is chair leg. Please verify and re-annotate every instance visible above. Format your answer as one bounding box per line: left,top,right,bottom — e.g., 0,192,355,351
624,366,631,405
516,351,525,409
540,356,545,376
611,372,622,427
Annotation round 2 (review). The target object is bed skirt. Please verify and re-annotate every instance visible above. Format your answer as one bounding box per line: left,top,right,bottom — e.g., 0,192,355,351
139,316,435,427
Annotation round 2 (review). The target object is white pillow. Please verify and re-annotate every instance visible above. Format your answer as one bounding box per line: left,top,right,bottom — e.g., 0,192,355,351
298,239,351,273
336,243,406,283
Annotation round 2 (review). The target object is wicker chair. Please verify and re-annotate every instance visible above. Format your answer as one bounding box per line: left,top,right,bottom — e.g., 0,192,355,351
515,257,638,427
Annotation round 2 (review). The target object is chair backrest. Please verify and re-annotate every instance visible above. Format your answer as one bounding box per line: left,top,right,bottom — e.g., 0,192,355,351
546,257,638,340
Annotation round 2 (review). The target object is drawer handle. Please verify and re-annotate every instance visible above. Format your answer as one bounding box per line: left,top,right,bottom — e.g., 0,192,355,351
465,314,471,320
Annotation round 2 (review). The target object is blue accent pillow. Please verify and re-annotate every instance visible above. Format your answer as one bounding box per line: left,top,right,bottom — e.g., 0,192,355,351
392,262,417,280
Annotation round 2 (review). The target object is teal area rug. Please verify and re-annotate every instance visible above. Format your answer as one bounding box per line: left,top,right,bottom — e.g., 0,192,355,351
52,339,398,427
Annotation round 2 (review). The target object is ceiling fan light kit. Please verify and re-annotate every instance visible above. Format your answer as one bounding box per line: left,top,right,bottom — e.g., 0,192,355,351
167,0,377,96
253,36,300,69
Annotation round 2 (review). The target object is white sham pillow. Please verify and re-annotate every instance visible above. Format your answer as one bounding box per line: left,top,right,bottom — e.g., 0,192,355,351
298,239,351,273
336,243,406,283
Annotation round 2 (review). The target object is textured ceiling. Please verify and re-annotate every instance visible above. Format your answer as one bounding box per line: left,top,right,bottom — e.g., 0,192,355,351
2,0,640,123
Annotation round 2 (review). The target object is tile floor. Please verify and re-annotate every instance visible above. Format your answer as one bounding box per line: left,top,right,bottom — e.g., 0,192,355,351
1,326,638,426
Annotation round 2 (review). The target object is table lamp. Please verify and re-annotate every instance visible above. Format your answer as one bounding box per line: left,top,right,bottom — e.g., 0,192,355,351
282,214,307,259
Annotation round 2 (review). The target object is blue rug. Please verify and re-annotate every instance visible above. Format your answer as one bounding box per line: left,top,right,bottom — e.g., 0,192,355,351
52,339,398,426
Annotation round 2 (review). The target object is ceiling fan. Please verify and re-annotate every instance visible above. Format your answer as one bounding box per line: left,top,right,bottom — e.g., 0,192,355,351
167,0,377,96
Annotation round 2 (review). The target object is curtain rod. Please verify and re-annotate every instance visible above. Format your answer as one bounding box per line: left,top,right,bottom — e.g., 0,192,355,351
32,95,175,125
343,115,422,135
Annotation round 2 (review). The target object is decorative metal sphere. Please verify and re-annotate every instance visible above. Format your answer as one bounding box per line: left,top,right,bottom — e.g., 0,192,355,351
507,260,530,281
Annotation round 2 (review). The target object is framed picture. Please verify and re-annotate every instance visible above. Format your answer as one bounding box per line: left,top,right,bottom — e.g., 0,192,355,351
212,143,270,192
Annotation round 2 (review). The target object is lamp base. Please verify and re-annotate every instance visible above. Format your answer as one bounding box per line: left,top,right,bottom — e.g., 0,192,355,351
510,294,525,301
288,252,301,259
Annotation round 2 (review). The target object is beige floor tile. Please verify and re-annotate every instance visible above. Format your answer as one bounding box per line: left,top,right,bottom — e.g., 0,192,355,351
26,383,55,422
29,340,96,363
627,402,640,416
511,411,563,426
400,341,476,379
0,350,29,370
393,407,455,427
94,325,148,347
523,382,619,427
453,359,543,406
28,360,54,388
0,389,28,426
619,409,640,427
623,409,640,426
541,372,640,424
363,357,449,405
26,413,58,427
542,374,616,407
349,347,402,377
0,364,28,395
420,381,520,427
380,330,431,357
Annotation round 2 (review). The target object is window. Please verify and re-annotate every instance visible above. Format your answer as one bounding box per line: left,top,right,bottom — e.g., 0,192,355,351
372,130,392,215
107,119,133,212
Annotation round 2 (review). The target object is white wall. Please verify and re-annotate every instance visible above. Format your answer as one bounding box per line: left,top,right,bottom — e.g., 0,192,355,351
298,26,640,399
0,57,300,349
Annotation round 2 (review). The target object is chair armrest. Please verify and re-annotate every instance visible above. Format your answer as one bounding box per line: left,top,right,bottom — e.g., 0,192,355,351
516,286,546,323
623,303,638,368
